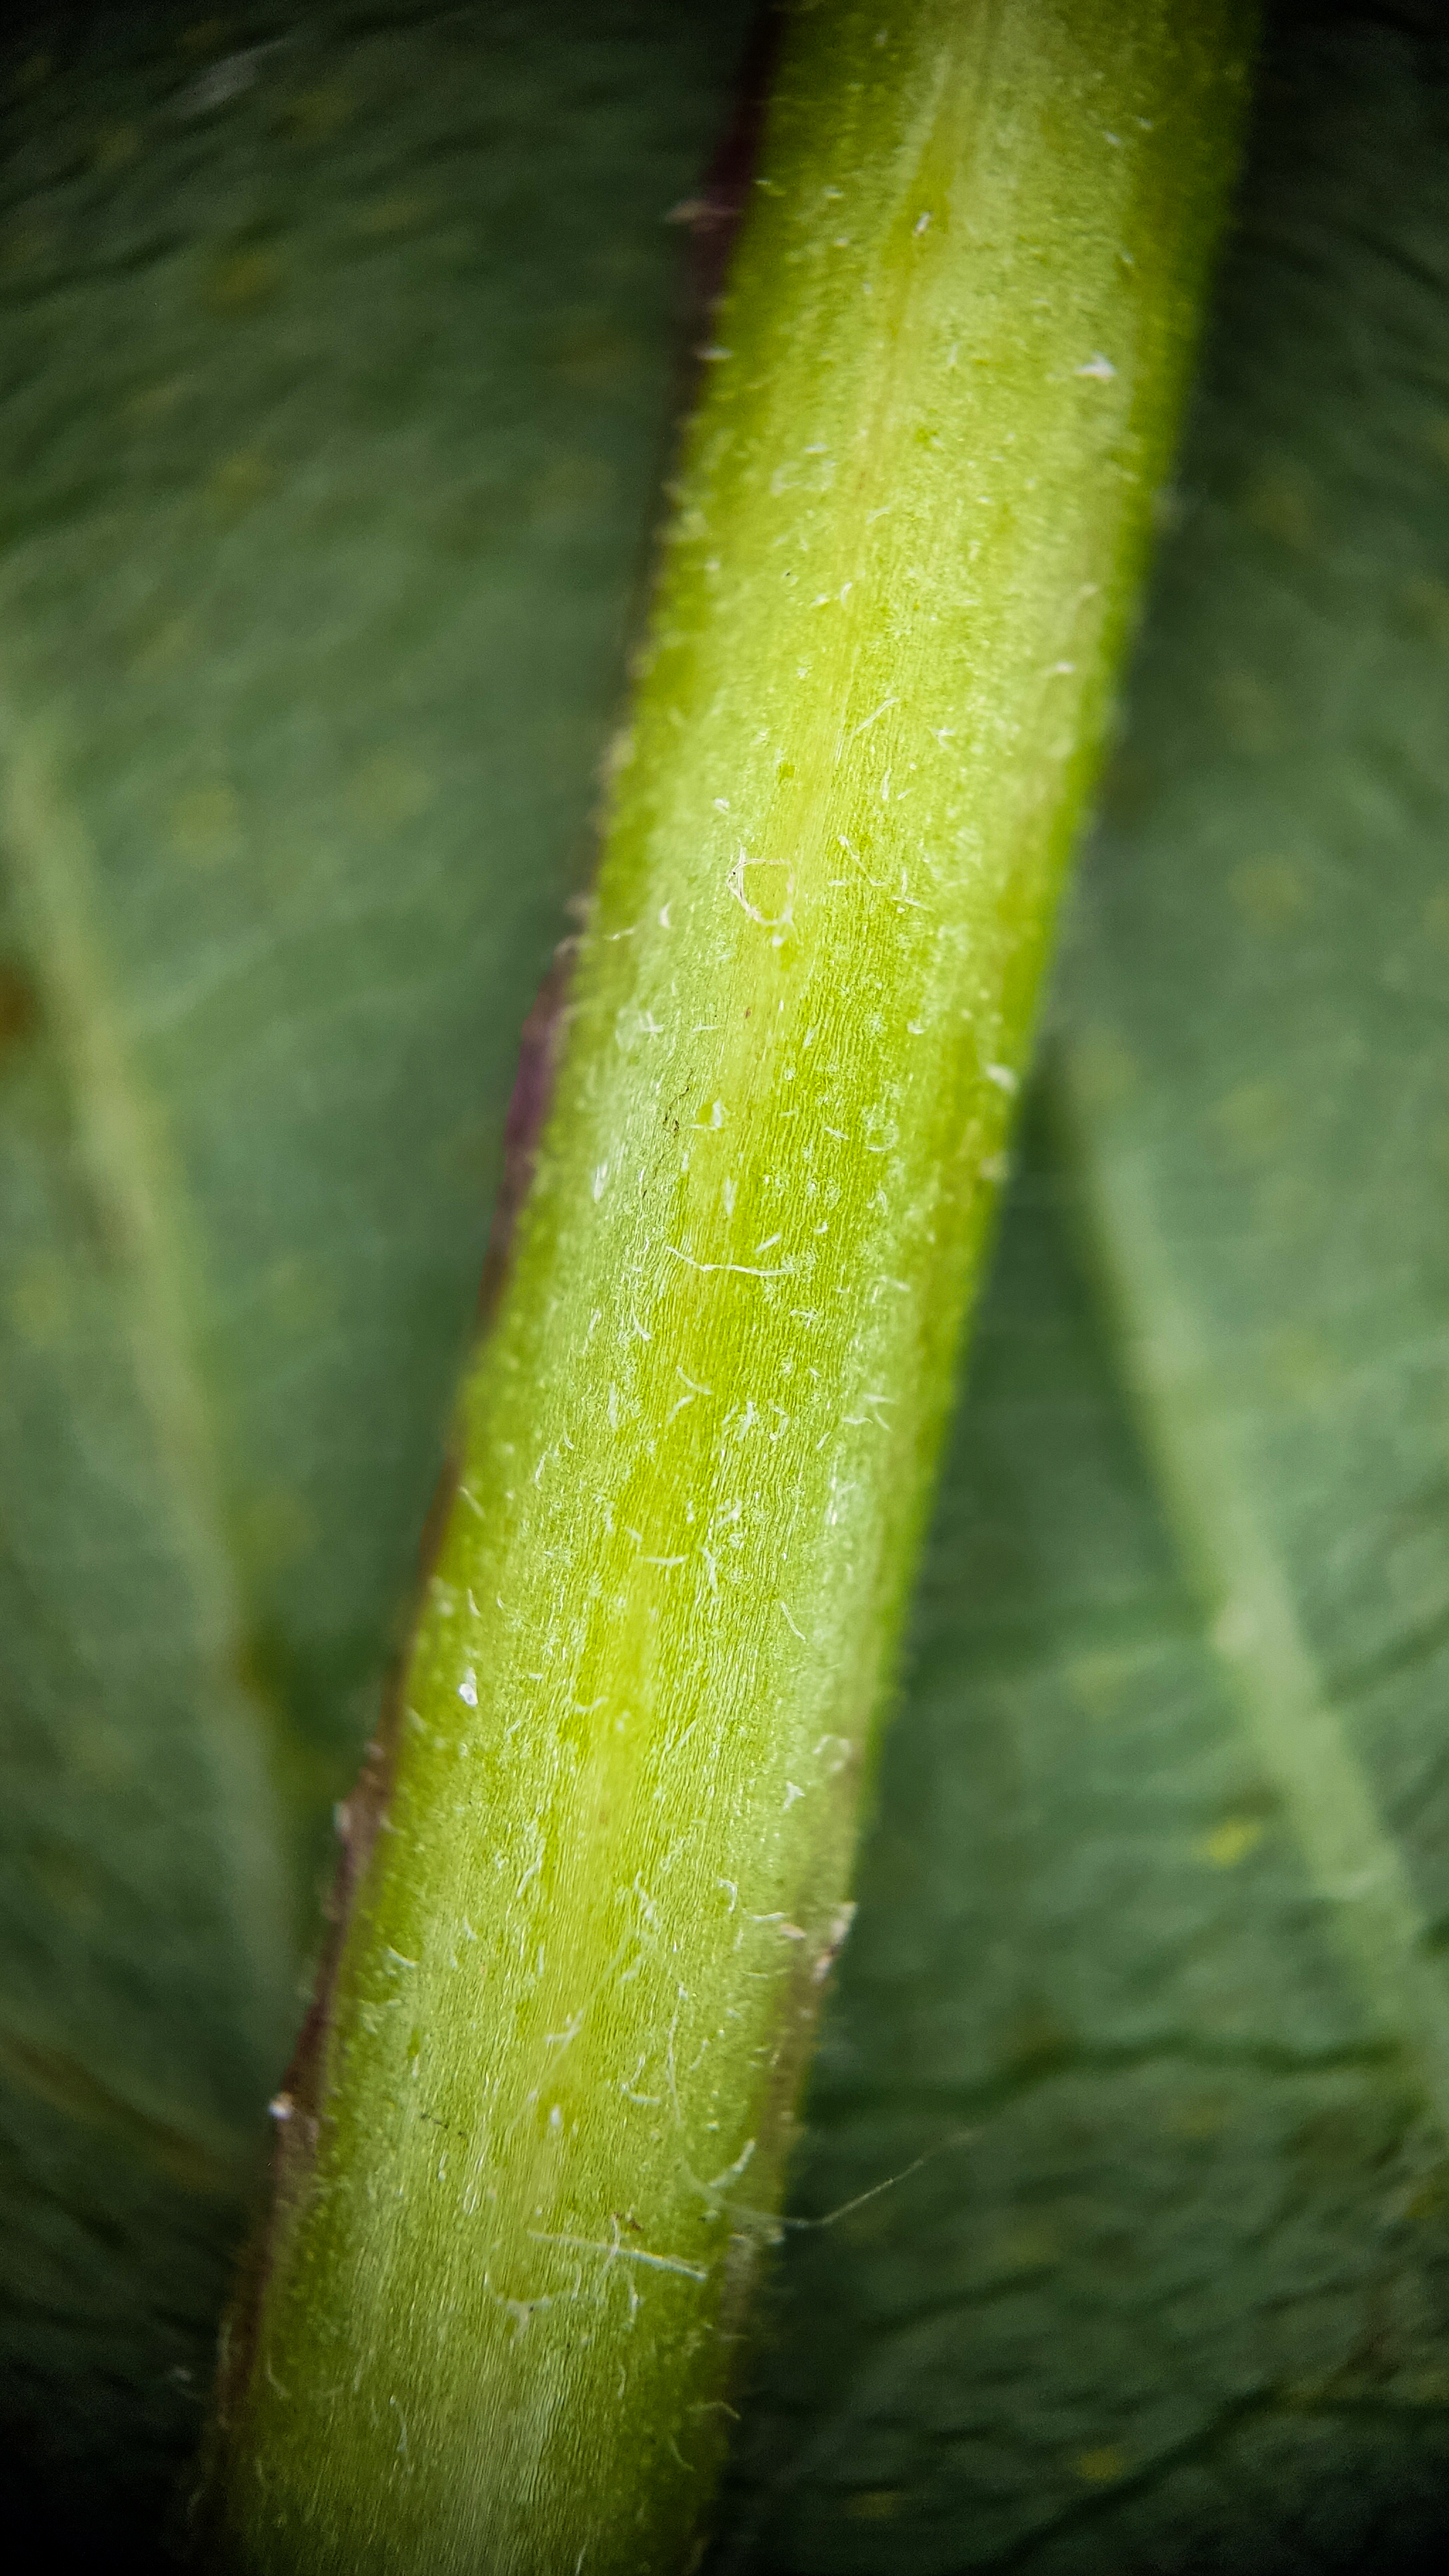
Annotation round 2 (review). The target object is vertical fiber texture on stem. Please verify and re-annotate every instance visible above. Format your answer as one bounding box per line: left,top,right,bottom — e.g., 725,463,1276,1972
212,5,1251,2569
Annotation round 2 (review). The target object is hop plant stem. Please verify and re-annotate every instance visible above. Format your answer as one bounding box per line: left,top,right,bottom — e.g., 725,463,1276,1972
207,4,1252,2568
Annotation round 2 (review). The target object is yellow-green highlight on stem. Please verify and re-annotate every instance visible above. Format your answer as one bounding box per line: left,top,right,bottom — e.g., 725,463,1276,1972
209,4,1252,2567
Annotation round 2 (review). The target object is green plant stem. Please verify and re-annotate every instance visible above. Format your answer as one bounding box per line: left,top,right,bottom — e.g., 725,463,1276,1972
208,4,1251,2567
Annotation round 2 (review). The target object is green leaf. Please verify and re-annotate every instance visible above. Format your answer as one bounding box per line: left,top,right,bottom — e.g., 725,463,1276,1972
0,0,752,2544
711,9,1449,2570
7,3,1448,2569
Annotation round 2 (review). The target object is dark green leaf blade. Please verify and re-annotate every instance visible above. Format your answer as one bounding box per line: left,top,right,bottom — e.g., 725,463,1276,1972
0,0,751,2541
1061,0,1449,2115
714,1114,1449,2575
714,9,1449,2570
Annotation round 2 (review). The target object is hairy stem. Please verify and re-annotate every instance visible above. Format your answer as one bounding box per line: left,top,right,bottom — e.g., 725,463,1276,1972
207,4,1252,2568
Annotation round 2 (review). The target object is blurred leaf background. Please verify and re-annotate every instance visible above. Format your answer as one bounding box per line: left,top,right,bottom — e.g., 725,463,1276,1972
3,4,1449,2570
